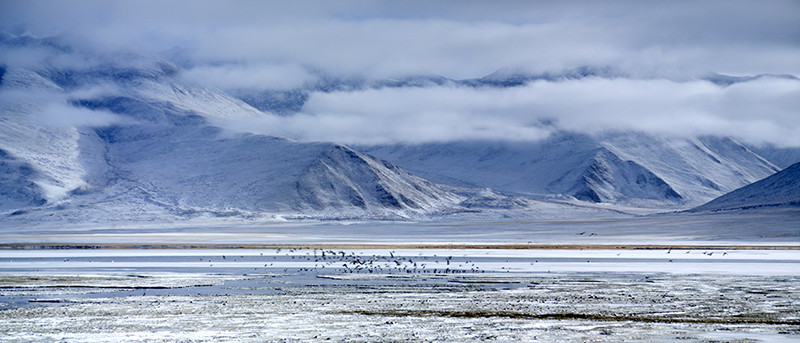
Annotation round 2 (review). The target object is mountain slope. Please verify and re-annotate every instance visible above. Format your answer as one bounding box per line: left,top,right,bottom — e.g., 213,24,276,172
0,67,91,208
692,162,800,212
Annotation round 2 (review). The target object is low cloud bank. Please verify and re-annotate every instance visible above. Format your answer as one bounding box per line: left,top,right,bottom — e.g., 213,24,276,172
227,77,800,147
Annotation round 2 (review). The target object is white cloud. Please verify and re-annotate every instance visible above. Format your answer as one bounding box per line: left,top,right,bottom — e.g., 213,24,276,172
29,102,127,128
185,64,313,90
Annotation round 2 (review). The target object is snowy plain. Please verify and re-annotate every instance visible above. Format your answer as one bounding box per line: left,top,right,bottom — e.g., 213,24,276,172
1,211,799,342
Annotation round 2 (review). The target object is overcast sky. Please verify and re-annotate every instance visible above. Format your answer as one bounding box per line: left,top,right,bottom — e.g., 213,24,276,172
3,0,800,146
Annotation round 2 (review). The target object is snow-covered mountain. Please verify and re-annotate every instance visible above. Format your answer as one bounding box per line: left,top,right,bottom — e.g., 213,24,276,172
2,31,796,225
691,161,800,212
358,133,779,208
0,32,466,221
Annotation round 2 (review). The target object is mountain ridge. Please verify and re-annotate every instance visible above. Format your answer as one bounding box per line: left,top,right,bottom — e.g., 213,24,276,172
691,162,800,212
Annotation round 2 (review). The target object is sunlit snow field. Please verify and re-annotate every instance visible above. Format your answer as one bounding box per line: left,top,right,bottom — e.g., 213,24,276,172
1,213,799,342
